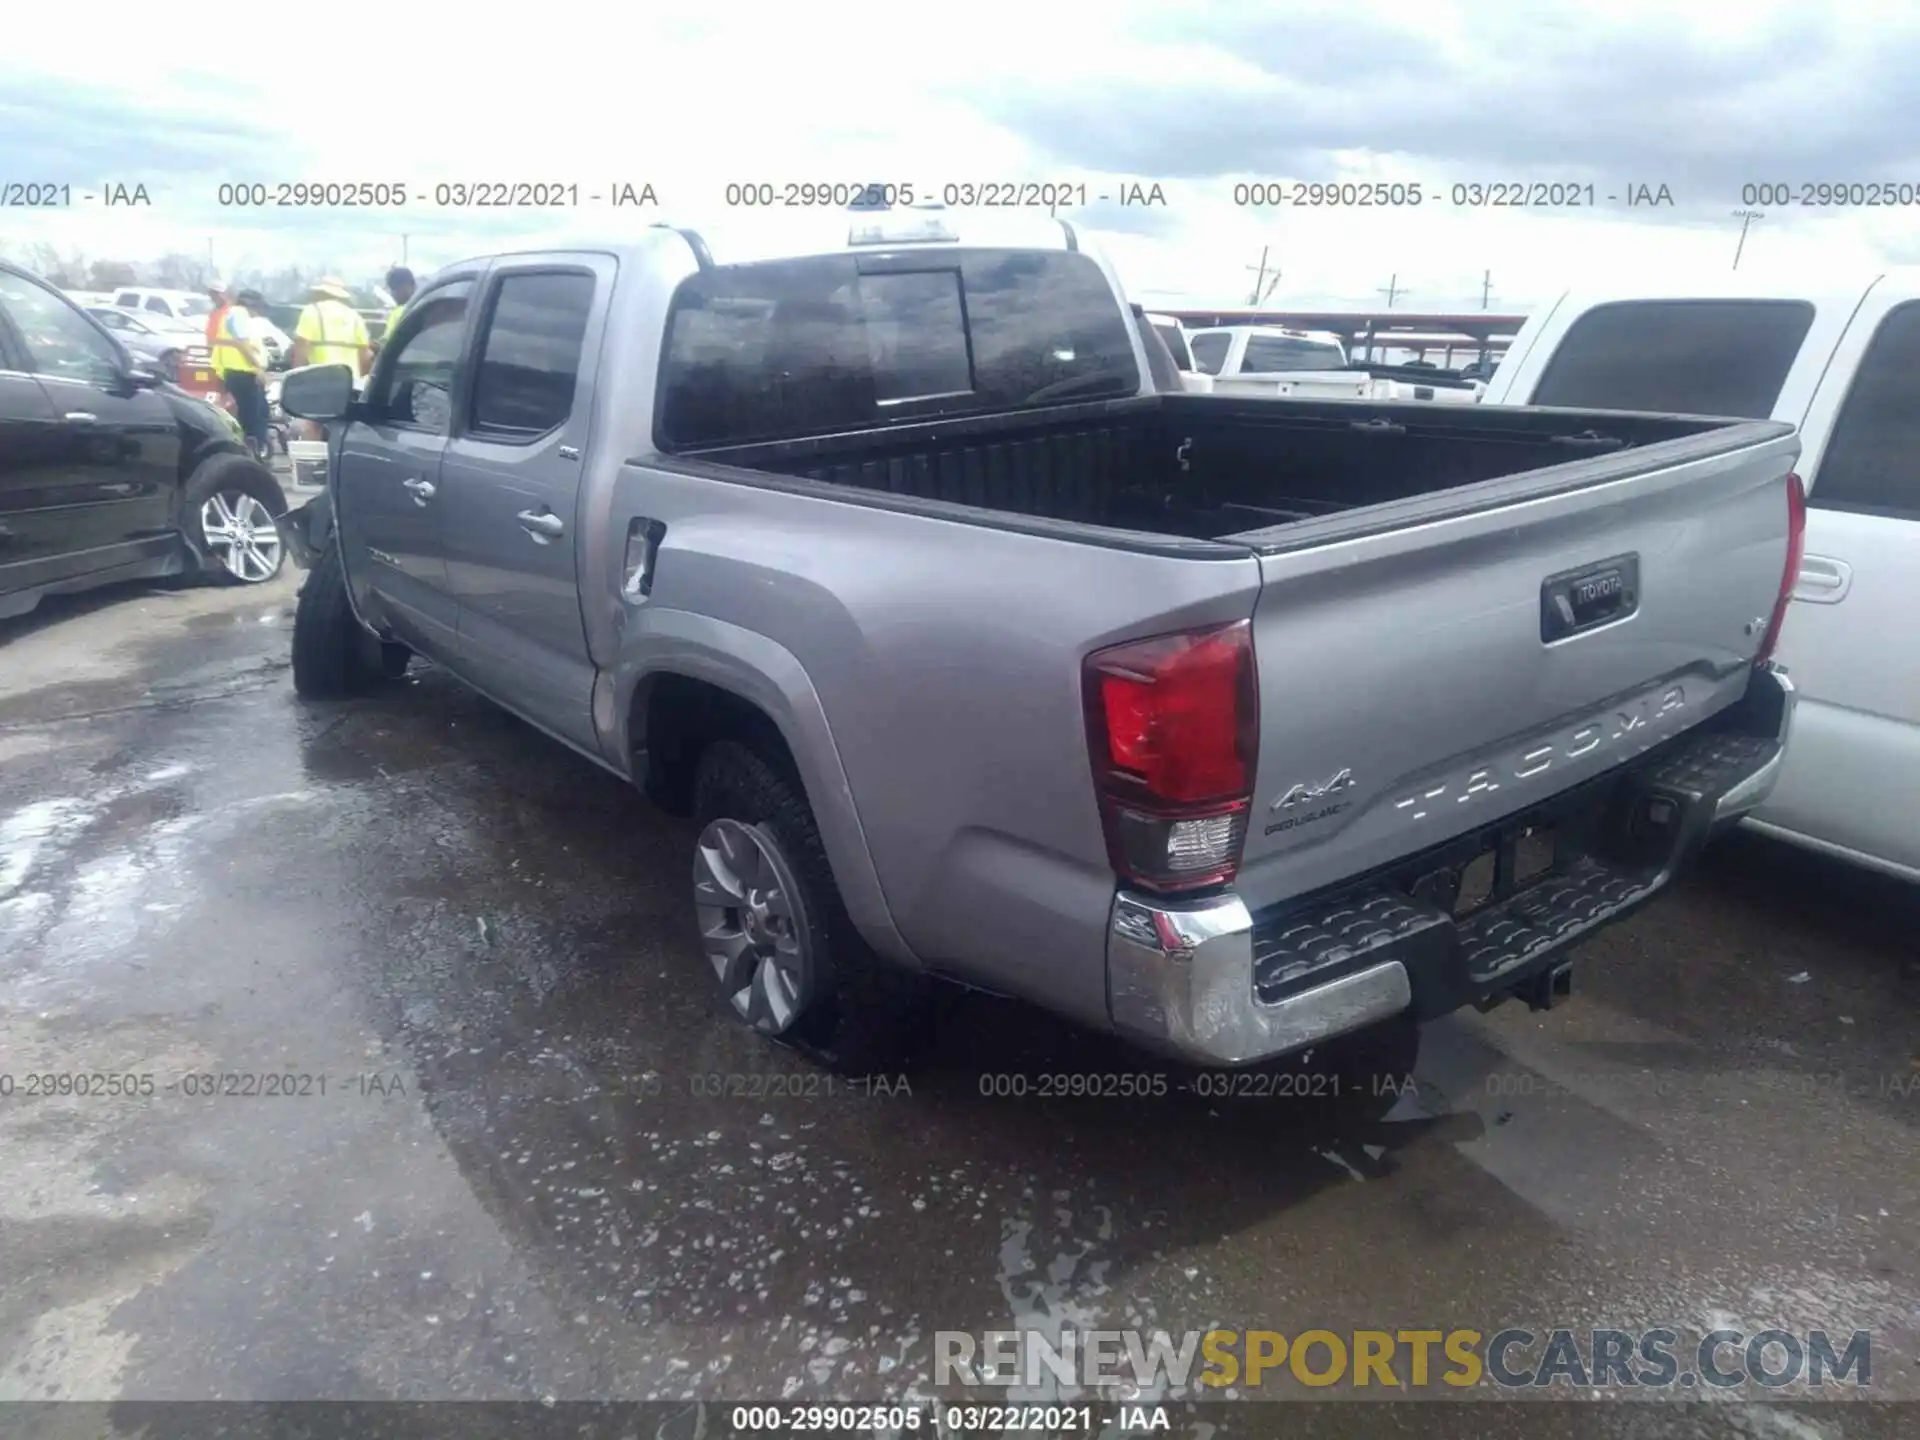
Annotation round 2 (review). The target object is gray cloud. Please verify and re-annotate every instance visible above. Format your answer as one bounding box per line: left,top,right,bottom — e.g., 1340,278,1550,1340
1070,194,1184,240
959,5,1920,225
0,75,638,271
1881,232,1920,265
0,75,278,179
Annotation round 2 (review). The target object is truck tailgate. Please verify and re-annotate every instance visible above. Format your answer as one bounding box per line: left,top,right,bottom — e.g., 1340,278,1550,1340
1231,421,1800,913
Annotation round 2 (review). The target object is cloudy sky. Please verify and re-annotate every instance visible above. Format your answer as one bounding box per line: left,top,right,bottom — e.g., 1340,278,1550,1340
3,0,1915,313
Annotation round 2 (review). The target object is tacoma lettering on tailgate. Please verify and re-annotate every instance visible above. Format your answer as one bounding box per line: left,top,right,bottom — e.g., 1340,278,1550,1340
1390,684,1688,824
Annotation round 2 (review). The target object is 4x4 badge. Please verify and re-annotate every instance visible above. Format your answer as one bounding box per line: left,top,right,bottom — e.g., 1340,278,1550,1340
1271,768,1355,811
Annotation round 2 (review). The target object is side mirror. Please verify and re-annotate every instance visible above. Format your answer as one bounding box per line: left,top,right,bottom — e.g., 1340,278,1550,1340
278,363,356,421
125,364,163,389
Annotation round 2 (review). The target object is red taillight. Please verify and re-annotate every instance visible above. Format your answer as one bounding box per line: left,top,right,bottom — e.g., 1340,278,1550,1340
1755,471,1806,665
1083,620,1258,892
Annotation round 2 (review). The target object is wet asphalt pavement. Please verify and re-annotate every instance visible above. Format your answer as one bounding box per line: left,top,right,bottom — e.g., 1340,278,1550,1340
1,573,1917,1436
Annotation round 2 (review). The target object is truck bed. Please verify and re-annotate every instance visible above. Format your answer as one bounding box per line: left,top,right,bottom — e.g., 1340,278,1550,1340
674,394,1765,546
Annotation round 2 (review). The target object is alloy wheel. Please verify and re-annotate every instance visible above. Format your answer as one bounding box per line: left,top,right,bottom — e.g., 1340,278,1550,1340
692,818,814,1035
200,490,283,582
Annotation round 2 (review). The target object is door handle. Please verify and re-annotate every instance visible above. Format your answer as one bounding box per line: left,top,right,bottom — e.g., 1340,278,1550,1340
64,411,98,423
402,478,437,506
518,509,566,542
1792,554,1852,604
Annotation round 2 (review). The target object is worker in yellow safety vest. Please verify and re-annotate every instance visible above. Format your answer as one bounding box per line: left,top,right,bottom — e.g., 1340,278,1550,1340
203,277,233,365
208,283,272,459
289,277,372,440
375,265,416,358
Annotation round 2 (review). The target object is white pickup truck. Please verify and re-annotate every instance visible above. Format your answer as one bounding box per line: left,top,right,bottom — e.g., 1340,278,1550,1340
1484,275,1920,882
1192,324,1483,405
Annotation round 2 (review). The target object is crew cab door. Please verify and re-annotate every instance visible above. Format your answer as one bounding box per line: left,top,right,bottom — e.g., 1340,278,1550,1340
439,259,606,753
0,269,177,565
1761,295,1920,875
336,277,473,659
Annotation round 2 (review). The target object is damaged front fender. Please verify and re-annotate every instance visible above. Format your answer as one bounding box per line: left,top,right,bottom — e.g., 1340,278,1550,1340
277,490,334,570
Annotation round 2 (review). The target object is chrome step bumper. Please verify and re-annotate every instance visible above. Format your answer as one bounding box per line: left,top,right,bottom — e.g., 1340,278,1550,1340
1106,665,1795,1066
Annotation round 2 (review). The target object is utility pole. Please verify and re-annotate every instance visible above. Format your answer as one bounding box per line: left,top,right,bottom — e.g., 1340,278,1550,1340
1731,210,1764,270
1378,273,1405,309
1480,269,1494,310
1245,246,1282,306
402,234,410,266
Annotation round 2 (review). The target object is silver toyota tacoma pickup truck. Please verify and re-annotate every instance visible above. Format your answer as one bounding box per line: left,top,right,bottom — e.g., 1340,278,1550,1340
275,209,1803,1076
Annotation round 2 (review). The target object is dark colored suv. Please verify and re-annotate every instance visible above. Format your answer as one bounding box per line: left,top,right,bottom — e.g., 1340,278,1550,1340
0,262,293,619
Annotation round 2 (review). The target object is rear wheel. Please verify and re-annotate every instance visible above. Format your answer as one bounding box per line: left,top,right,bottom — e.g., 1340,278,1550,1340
691,741,930,1075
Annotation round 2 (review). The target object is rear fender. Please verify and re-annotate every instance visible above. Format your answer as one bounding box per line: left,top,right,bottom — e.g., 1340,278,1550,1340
611,607,917,970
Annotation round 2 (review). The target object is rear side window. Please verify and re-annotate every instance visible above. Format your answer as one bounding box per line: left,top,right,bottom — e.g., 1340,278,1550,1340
145,296,169,313
1133,310,1182,392
1808,301,1920,519
1189,331,1230,375
1150,319,1193,371
656,248,1138,449
471,271,594,437
1529,299,1814,418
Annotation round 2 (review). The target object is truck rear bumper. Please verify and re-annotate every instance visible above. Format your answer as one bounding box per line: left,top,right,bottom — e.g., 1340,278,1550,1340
1107,664,1796,1066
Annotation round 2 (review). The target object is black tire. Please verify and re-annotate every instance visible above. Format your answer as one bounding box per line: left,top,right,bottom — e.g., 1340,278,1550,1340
379,641,413,678
692,740,930,1075
182,452,289,585
292,538,393,699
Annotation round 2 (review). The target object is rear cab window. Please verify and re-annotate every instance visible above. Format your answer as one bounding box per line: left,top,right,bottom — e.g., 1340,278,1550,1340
655,249,1140,450
1529,299,1815,418
1241,335,1347,372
